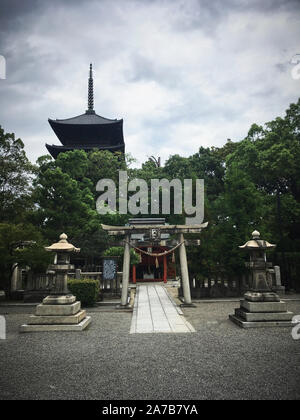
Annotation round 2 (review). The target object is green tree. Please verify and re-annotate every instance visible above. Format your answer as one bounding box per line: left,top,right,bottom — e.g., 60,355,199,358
32,165,97,241
0,126,35,223
103,246,140,266
0,223,52,294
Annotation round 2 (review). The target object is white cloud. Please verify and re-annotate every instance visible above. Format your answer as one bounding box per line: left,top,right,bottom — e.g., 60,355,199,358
0,0,299,166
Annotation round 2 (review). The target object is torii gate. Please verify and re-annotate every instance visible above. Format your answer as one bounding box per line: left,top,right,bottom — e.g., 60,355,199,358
101,222,208,307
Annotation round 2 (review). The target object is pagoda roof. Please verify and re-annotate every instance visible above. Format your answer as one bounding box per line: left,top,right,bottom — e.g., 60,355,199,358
48,111,122,126
48,116,124,147
46,143,125,159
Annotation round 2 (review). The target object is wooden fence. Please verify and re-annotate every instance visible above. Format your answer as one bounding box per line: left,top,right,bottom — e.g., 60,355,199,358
68,270,122,297
22,269,122,301
274,252,300,292
179,272,251,299
18,262,287,302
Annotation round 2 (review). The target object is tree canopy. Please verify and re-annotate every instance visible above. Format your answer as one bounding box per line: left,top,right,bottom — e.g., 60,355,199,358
0,98,299,291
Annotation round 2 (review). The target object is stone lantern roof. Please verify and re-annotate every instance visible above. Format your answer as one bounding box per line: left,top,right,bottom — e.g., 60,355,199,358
45,233,80,253
239,230,275,250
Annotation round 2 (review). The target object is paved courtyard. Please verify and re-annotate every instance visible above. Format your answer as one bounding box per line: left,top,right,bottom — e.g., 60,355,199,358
0,297,299,400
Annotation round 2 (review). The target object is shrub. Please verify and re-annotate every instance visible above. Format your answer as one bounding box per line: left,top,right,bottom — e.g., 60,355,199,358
67,278,100,306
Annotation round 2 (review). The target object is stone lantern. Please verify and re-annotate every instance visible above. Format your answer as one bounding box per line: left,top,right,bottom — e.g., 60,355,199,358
45,233,80,300
239,230,279,302
20,233,91,332
229,230,293,328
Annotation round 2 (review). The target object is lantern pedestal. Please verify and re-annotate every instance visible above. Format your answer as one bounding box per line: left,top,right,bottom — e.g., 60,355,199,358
20,293,92,332
229,299,294,328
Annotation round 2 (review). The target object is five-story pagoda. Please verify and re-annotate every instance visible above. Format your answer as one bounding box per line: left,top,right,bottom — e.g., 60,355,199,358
46,64,125,159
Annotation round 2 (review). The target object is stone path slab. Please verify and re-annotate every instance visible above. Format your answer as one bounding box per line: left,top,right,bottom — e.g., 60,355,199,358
130,285,195,334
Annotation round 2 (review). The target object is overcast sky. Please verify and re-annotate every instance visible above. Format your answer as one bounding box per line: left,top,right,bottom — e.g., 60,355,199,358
0,0,299,166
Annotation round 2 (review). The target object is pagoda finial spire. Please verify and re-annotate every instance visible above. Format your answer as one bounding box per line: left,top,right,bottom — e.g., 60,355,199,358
86,63,95,114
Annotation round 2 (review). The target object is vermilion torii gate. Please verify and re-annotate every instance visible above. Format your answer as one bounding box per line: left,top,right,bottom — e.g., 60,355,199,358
101,221,208,307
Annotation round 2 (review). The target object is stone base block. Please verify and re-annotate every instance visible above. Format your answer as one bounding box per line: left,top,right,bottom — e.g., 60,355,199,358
274,286,286,297
43,295,76,305
241,300,287,313
20,316,91,332
244,292,280,302
229,314,294,329
23,290,49,303
27,310,87,325
262,293,281,302
235,308,293,322
36,301,81,316
115,304,133,311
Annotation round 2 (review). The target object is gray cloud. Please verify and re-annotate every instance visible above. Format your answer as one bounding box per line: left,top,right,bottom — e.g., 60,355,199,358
0,0,300,165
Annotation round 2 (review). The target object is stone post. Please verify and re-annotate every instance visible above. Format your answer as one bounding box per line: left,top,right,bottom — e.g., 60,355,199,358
11,264,18,292
274,266,281,287
121,234,131,306
179,233,192,305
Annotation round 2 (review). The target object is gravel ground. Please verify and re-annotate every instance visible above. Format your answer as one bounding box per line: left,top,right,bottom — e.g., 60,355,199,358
0,301,299,400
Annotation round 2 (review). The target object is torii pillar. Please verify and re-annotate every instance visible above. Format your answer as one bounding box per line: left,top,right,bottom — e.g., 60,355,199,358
121,234,131,307
179,233,193,306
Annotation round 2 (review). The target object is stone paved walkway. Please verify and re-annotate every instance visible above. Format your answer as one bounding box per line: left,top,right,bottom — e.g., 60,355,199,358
130,285,195,333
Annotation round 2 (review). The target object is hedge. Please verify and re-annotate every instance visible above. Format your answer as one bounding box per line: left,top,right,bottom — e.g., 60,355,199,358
67,278,100,306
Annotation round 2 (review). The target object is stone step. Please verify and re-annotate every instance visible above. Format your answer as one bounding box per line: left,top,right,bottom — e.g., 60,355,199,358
235,308,293,322
27,310,87,325
240,300,287,313
20,316,91,332
43,295,76,305
35,301,81,316
229,314,294,329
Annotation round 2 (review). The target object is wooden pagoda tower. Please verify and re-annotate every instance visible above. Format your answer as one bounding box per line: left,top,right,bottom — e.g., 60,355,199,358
46,64,125,159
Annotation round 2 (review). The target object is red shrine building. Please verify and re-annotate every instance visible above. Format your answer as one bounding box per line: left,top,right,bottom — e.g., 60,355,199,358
128,218,177,284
